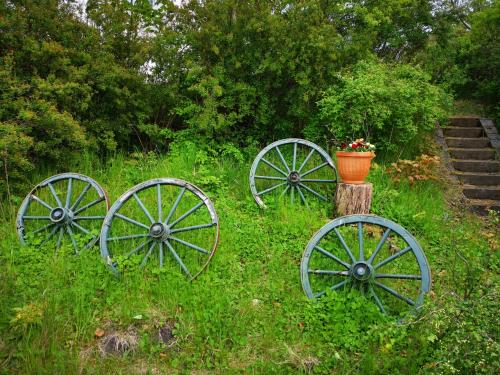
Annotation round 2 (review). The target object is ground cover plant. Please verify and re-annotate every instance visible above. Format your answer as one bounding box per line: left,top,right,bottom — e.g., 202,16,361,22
0,141,498,374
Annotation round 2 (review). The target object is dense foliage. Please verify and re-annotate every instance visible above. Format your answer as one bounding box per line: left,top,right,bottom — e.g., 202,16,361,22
0,0,498,194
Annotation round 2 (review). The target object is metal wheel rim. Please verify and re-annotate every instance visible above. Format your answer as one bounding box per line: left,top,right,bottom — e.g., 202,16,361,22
100,178,219,280
249,138,337,208
300,214,431,315
16,172,110,253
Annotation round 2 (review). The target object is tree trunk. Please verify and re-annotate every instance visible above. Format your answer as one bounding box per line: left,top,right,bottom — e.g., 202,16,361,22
335,183,373,216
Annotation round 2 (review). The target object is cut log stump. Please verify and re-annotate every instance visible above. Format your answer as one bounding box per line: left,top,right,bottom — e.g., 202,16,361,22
335,183,373,216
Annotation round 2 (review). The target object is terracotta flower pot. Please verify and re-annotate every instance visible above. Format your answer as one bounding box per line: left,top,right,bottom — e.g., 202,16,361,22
336,151,375,184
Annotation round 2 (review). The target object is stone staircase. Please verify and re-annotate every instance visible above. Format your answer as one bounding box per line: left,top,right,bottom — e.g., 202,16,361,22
442,116,500,214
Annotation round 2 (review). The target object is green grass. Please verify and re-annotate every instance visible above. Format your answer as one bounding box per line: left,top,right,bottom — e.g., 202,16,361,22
0,141,498,374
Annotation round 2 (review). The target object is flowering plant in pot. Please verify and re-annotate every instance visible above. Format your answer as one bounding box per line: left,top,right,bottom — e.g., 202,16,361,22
336,139,375,184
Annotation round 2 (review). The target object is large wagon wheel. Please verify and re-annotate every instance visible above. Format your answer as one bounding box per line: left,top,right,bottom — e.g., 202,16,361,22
301,215,431,315
100,178,219,279
16,173,110,253
249,138,338,208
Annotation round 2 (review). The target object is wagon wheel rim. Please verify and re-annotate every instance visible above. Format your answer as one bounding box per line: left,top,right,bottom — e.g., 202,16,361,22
300,215,431,315
249,138,337,208
16,173,110,253
100,178,219,280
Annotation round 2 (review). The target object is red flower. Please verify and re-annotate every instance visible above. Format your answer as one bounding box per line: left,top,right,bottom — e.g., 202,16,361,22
351,143,359,149
340,142,347,149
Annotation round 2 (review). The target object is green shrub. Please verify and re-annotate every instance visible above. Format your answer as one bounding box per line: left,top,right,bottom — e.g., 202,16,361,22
315,61,452,156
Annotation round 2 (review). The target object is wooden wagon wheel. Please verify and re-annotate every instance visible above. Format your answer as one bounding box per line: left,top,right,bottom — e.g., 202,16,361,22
301,215,431,315
16,173,110,253
100,178,219,279
249,138,338,208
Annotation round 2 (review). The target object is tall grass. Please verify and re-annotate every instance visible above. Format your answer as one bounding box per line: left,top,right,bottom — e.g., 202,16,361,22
0,143,497,374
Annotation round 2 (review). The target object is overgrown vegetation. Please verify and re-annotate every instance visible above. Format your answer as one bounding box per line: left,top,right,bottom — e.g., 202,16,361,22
0,143,498,374
1,1,499,195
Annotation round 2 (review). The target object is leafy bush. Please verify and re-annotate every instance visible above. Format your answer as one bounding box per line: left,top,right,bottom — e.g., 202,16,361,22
316,61,452,156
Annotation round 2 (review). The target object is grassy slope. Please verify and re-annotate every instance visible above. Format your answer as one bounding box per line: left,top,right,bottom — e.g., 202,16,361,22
0,142,498,374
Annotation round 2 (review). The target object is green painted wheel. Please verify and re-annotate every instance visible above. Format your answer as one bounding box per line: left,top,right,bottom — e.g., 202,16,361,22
100,178,219,279
301,215,431,315
16,173,109,253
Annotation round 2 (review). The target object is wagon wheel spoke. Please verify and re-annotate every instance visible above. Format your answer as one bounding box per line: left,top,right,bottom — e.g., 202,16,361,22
374,246,412,270
71,221,90,235
254,176,287,181
292,142,298,171
367,228,391,264
114,213,150,230
56,227,64,249
170,222,216,234
140,242,157,268
169,236,210,255
164,240,192,278
300,179,337,183
159,241,164,267
301,162,329,178
358,222,364,261
31,195,53,211
298,183,327,201
32,223,55,235
374,281,415,306
297,148,315,173
308,269,349,276
314,246,351,269
47,182,63,207
332,227,356,264
133,193,155,224
65,177,73,208
39,225,60,246
169,201,204,228
157,184,162,222
375,273,422,280
280,185,290,197
314,279,350,298
70,183,92,211
126,239,152,258
164,187,185,225
369,286,386,314
107,234,149,242
261,157,288,177
296,185,309,208
74,197,105,215
74,216,106,220
291,185,295,204
22,216,51,220
274,146,291,174
257,182,287,196
66,226,79,254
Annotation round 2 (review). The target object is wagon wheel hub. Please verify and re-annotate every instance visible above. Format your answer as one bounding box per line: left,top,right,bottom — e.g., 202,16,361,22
351,262,373,282
287,171,301,186
50,207,72,224
149,222,169,240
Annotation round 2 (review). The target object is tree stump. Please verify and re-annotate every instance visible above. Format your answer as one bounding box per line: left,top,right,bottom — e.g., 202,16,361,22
335,183,373,216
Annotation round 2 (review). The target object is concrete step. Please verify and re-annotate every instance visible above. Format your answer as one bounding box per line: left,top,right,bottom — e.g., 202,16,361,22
462,185,500,200
449,117,480,127
454,172,500,185
469,199,500,215
445,137,491,148
448,148,497,160
452,159,500,173
443,127,484,138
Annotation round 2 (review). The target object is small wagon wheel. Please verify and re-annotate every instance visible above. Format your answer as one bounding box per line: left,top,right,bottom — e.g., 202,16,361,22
100,178,219,280
16,173,110,253
301,215,431,315
249,138,337,208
